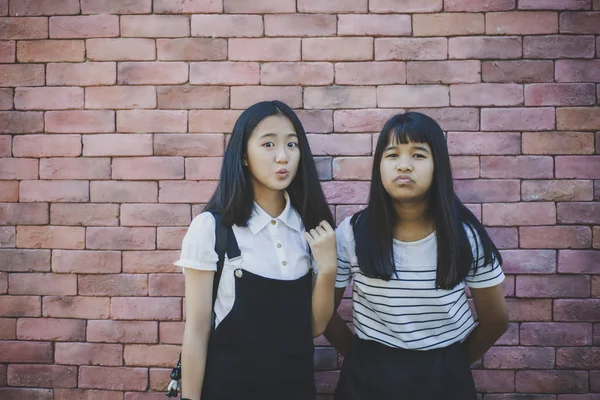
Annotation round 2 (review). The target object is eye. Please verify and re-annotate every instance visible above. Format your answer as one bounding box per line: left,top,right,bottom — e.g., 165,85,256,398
287,142,298,148
413,153,427,159
263,142,274,148
385,153,398,158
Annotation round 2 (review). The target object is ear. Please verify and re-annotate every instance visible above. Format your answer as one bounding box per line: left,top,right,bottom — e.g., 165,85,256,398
242,155,248,166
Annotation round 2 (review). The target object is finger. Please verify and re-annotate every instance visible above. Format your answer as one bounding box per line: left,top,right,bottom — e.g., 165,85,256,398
304,231,314,242
309,229,318,239
319,220,335,234
315,226,326,236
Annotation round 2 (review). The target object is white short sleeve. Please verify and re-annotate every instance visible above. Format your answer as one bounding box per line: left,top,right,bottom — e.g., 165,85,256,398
335,217,355,288
174,212,219,271
463,224,505,289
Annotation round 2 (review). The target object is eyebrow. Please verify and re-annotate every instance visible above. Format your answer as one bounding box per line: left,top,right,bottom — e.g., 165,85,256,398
259,132,298,139
384,144,431,154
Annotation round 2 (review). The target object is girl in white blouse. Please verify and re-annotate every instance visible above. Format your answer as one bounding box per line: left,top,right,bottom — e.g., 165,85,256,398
175,101,337,400
325,112,509,400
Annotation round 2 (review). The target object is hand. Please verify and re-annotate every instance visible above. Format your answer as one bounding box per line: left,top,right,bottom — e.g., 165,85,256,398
304,220,337,275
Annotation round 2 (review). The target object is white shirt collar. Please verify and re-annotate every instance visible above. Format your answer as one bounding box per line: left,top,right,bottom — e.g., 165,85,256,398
247,191,303,235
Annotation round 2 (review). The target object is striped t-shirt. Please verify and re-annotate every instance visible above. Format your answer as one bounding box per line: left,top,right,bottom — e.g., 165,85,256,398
335,216,505,351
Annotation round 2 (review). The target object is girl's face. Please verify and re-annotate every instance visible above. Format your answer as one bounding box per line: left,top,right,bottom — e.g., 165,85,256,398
380,134,434,203
244,114,301,195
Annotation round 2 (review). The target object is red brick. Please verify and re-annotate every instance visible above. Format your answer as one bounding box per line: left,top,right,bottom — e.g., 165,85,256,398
517,275,590,298
19,180,89,203
159,322,184,344
83,134,153,157
158,181,218,203
558,202,600,224
0,0,5,14
0,110,44,134
375,38,447,61
0,388,53,399
15,87,83,110
481,108,554,131
0,317,15,338
122,251,180,274
123,344,179,368
412,108,480,131
117,110,187,133
407,61,481,84
54,389,124,400
332,157,372,180
448,132,520,155
79,366,148,391
335,62,405,85
46,110,115,133
506,299,552,321
377,85,448,108
483,202,556,226
157,227,186,249
306,86,376,109
0,65,44,87
484,346,555,369
51,204,118,227
455,180,520,203
0,89,12,109
556,156,600,179
90,181,158,203
445,0,515,11
17,226,85,249
481,156,553,178
261,62,333,85
322,181,370,204
0,340,53,363
0,17,47,39
157,38,226,61
558,107,600,131
522,180,594,201
413,13,484,36
525,35,596,59
79,275,147,298
120,204,190,227
229,38,300,61
190,62,258,85
224,0,295,13
111,297,181,320
486,12,558,35
523,131,594,155
87,38,155,61
450,156,479,179
0,249,50,272
521,322,592,346
112,157,184,180
450,84,523,106
88,320,158,344
9,273,76,296
555,300,600,322
52,250,120,274
516,370,588,393
557,348,600,369
148,368,170,391
191,14,262,37
50,15,119,39
55,343,122,366
520,226,592,249
17,40,84,62
560,11,600,33
265,14,336,37
8,364,77,388
118,62,188,85
596,276,600,296
121,15,189,37
501,249,556,274
81,0,151,14
308,134,371,156
0,181,18,202
298,0,366,12
0,295,40,317
0,226,15,247
47,62,116,86
231,86,302,109
39,158,110,180
186,157,222,180
338,14,411,36
124,393,167,400
154,0,221,13
13,135,81,157
154,134,223,157
157,86,228,109
86,227,156,251
370,0,442,12
43,296,109,319
86,86,156,109
296,110,333,133
0,158,38,179
471,370,515,393
449,36,522,59
302,38,373,61
559,250,600,273
519,0,591,9
0,135,9,156
17,318,86,341
0,39,14,62
10,0,79,15
483,60,554,83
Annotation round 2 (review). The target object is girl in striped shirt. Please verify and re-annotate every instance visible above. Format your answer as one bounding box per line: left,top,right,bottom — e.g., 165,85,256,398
325,112,509,400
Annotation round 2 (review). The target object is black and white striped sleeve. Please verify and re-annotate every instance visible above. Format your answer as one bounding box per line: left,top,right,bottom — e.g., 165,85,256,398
463,225,505,289
335,217,354,288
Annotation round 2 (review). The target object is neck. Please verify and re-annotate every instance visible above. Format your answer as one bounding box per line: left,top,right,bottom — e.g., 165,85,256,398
392,197,434,241
254,186,286,218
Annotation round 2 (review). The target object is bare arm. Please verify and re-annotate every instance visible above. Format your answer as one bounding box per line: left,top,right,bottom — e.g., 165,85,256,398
181,268,214,400
323,287,354,357
462,283,509,364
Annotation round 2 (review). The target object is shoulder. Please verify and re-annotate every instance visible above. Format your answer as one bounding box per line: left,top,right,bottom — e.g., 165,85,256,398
336,216,356,247
184,212,217,241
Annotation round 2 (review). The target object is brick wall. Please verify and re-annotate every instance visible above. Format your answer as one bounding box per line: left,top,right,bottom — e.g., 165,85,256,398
0,0,599,398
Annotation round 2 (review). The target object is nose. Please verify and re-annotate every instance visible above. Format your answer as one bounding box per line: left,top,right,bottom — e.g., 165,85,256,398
396,156,413,172
275,146,289,164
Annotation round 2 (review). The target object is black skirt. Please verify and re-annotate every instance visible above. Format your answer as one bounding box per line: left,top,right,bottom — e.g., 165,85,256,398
335,336,477,400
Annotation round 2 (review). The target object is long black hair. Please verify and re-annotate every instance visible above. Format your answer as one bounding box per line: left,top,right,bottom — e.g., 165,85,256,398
205,101,334,230
352,112,502,290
